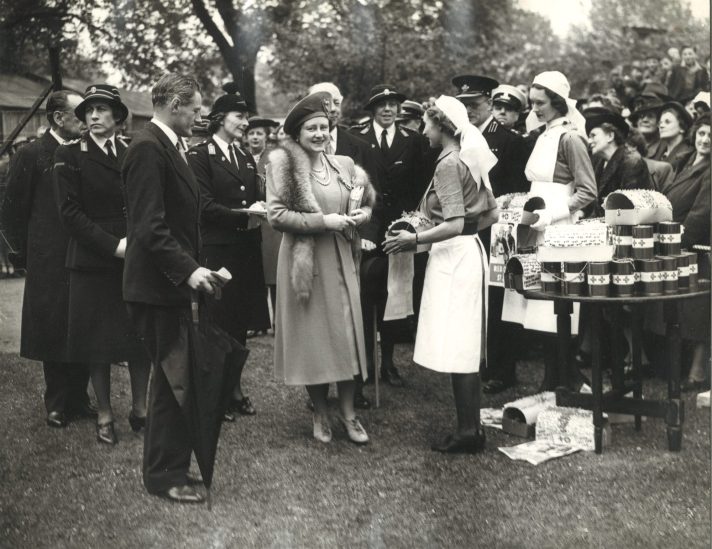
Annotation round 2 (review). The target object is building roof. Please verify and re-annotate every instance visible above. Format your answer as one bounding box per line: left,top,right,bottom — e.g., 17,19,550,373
0,73,153,118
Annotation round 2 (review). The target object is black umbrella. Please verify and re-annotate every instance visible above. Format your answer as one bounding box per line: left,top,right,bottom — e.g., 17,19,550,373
181,293,249,509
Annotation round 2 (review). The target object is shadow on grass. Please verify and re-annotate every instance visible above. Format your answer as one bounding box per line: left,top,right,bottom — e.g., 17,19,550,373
0,340,709,548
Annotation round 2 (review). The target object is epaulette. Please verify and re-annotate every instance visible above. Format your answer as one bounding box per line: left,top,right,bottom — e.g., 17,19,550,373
399,126,414,137
207,142,216,155
117,135,130,146
79,138,88,152
359,126,369,135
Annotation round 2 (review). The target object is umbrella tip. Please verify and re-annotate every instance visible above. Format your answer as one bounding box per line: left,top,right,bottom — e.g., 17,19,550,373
206,487,212,511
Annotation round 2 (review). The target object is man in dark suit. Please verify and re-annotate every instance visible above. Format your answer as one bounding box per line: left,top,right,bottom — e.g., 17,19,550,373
357,84,431,387
123,73,223,504
452,74,531,394
1,90,94,428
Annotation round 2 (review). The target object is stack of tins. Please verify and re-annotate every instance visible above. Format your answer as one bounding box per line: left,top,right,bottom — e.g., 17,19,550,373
612,225,633,259
656,221,682,256
635,258,664,296
657,256,679,294
611,259,636,296
632,225,655,260
675,253,691,292
686,251,699,290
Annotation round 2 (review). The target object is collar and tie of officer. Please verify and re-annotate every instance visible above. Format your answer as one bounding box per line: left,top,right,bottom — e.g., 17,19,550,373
105,140,116,161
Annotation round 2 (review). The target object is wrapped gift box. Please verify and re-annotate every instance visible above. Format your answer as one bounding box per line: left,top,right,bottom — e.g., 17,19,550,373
537,221,614,262
604,189,673,226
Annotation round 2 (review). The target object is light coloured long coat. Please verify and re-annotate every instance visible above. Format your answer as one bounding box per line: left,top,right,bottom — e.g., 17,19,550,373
266,140,375,385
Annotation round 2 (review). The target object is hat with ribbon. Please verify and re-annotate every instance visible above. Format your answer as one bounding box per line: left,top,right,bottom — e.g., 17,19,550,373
247,117,279,132
363,84,407,111
283,92,332,138
396,100,425,121
74,84,129,124
527,71,586,137
583,107,630,137
692,91,711,111
208,91,249,119
451,75,499,101
491,85,527,111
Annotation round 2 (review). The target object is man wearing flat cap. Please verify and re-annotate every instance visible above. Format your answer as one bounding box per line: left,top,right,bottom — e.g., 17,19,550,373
396,100,425,133
358,84,432,387
491,85,528,134
452,74,531,394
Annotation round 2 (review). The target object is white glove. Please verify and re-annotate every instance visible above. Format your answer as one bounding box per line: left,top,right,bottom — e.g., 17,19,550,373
530,209,553,232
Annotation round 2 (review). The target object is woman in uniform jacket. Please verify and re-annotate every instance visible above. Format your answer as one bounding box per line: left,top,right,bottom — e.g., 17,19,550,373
584,108,652,217
187,91,270,418
266,92,376,444
384,96,498,453
53,85,150,444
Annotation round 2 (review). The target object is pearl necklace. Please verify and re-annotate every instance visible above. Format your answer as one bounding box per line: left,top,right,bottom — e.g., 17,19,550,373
310,161,331,186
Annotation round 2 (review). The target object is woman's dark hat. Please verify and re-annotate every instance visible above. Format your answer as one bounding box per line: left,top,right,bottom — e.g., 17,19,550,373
451,75,499,101
247,117,279,131
208,92,249,119
363,84,407,111
660,101,694,130
583,107,630,137
74,84,129,124
283,92,331,137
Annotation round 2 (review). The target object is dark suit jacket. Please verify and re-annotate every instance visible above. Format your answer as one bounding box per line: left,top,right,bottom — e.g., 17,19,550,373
644,158,674,192
122,122,201,307
54,136,127,271
356,124,429,245
662,151,710,248
480,117,530,196
187,137,262,244
588,146,652,217
335,126,369,166
0,130,73,360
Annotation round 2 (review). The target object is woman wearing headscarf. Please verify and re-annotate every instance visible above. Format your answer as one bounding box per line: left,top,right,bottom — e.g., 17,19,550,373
53,85,150,444
187,90,270,418
505,71,598,389
266,92,376,444
384,96,498,453
584,107,652,217
651,102,694,171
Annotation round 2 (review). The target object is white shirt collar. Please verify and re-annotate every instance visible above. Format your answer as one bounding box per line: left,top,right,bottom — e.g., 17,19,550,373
49,128,68,145
478,115,494,133
151,117,181,149
372,121,395,146
212,133,233,160
89,132,116,154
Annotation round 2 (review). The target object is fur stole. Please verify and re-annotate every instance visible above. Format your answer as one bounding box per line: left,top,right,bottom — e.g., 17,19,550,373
267,138,376,302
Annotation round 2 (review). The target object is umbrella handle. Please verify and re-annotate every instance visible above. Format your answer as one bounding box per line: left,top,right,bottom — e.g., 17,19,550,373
191,292,200,326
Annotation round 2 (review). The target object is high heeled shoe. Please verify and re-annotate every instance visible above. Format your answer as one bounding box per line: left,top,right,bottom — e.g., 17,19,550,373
338,415,369,444
431,429,486,454
96,421,118,445
312,413,332,443
128,411,146,432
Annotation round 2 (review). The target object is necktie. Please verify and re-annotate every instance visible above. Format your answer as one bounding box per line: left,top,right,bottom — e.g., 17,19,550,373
176,139,187,163
229,144,239,171
105,140,116,161
380,129,389,153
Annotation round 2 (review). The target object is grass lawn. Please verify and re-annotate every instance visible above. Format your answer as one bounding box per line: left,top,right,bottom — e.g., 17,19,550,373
0,326,710,548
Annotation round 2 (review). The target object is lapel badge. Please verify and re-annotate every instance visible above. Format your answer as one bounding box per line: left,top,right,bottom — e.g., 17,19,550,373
207,143,216,155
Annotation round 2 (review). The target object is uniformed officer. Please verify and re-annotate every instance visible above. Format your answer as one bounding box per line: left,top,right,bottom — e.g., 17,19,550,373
396,99,425,133
491,85,528,133
452,74,531,394
187,90,270,417
358,84,432,387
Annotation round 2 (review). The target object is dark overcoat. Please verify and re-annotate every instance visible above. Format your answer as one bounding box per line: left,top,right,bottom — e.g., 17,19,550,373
1,131,71,360
122,122,201,307
54,136,145,362
480,117,531,197
187,137,270,339
587,146,652,217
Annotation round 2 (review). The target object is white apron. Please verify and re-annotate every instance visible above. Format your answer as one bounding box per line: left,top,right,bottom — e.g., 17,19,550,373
501,122,580,334
414,234,488,373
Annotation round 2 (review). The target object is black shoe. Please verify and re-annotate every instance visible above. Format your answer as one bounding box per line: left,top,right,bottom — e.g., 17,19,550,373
47,411,67,428
483,379,516,394
67,402,98,420
128,411,147,432
382,367,404,388
158,485,205,504
354,391,371,410
96,421,118,445
431,430,486,454
681,378,710,392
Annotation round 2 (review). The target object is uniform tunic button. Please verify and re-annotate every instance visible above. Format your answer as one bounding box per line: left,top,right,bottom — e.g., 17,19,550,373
240,186,245,191
242,200,247,206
